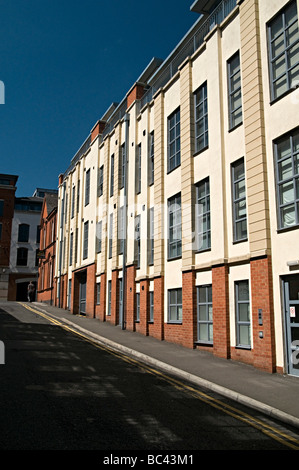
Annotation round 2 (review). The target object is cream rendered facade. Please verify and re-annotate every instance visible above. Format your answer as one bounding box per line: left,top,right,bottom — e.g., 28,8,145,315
54,0,299,376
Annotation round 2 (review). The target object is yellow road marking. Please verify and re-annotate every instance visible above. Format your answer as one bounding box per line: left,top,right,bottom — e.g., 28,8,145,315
20,302,299,450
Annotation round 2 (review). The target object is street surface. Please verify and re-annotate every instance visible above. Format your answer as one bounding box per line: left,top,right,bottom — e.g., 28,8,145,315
0,301,299,454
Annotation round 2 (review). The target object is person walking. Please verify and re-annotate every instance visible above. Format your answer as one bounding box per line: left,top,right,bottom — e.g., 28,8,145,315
27,282,35,302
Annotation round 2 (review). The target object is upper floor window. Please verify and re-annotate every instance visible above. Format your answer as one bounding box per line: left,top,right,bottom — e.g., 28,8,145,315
167,108,180,172
149,131,154,185
98,165,104,197
274,128,299,229
110,154,114,197
231,158,247,242
0,200,4,217
168,193,181,260
136,144,141,195
71,185,75,218
227,51,242,129
17,247,28,266
85,169,90,206
83,221,89,259
18,223,29,242
134,214,141,269
96,220,102,253
194,82,208,153
268,0,299,101
77,180,80,213
196,178,211,251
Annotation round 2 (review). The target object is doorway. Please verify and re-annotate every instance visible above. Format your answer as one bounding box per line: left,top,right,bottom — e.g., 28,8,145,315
283,274,299,377
79,271,87,315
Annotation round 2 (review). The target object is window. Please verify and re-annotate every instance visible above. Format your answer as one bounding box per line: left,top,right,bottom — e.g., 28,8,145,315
69,232,73,266
96,283,101,305
109,213,113,259
0,200,4,216
168,194,182,259
149,291,154,322
83,221,89,259
274,128,299,228
0,223,2,241
120,144,125,189
136,293,140,322
36,226,40,244
35,249,39,267
68,279,72,310
194,82,208,152
168,288,182,323
17,247,28,266
107,280,111,316
71,186,75,218
149,132,154,185
18,224,29,242
232,158,247,242
196,178,211,251
75,228,78,264
98,165,104,197
167,108,180,172
227,51,242,129
268,0,299,101
77,180,80,213
64,193,68,223
148,207,154,265
197,285,213,343
110,154,114,197
134,215,141,268
136,144,141,194
85,169,90,206
96,220,102,253
118,206,124,255
235,280,251,348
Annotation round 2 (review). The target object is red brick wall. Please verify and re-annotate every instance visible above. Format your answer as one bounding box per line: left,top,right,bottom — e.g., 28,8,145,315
125,264,136,331
136,279,149,336
127,84,145,109
212,264,230,359
148,276,164,340
250,255,275,373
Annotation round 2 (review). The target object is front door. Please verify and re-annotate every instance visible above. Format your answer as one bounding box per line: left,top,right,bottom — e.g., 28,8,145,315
283,274,299,377
79,271,87,315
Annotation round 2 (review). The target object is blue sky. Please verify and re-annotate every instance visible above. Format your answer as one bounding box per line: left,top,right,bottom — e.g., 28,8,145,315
0,0,199,197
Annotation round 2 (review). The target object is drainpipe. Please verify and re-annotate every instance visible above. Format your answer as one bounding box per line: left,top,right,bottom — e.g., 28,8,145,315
57,181,66,308
121,112,130,330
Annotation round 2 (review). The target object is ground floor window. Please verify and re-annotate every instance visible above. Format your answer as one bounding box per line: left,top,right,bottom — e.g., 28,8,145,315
235,280,251,348
168,288,182,323
197,285,213,343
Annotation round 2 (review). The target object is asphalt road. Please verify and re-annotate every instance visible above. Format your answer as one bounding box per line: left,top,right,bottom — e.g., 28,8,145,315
0,301,298,454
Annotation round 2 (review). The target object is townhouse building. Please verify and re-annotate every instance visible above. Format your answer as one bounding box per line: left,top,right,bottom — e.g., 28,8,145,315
37,191,58,305
54,0,299,376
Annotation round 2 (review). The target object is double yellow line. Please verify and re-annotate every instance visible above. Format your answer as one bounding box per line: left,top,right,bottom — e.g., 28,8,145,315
21,302,299,450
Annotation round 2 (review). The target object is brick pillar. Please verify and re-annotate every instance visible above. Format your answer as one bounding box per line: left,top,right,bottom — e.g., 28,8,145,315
250,256,276,373
182,270,196,348
139,279,149,336
98,272,106,322
126,264,136,331
153,276,164,340
110,269,119,325
86,264,96,318
212,264,230,359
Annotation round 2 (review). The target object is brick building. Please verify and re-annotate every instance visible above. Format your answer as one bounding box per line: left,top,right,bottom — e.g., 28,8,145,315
0,174,18,300
54,0,299,376
37,192,58,305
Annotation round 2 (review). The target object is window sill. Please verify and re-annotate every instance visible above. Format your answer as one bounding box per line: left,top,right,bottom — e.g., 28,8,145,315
228,121,243,133
167,255,182,262
270,85,299,106
167,164,181,175
195,341,213,347
193,145,209,158
277,224,299,234
235,345,251,350
167,321,182,325
232,238,248,245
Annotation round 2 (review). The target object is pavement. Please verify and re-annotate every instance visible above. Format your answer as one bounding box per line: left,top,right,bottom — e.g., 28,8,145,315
17,301,299,430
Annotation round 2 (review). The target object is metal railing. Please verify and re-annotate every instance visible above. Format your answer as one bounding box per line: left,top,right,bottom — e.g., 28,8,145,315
140,0,237,108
